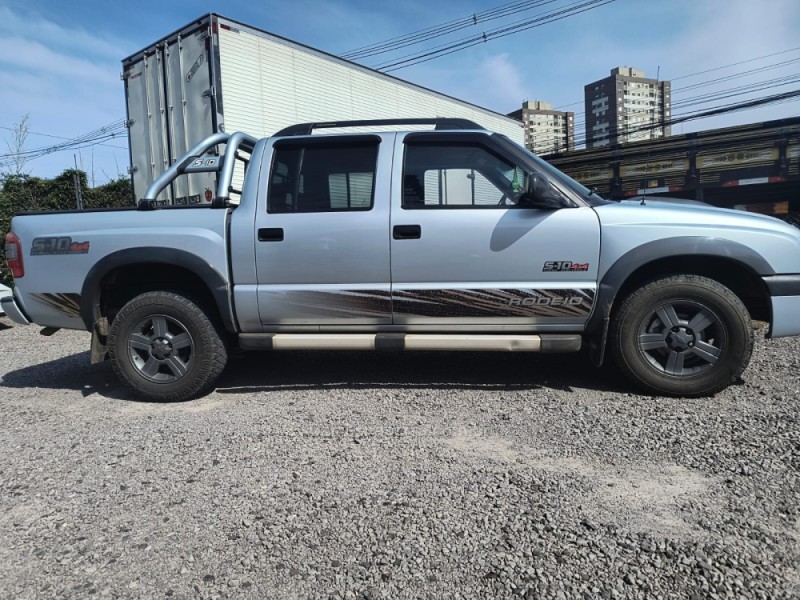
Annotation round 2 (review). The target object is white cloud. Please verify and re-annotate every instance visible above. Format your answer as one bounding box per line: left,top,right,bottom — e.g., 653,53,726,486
660,0,800,131
407,52,528,114
0,5,125,60
0,6,130,182
477,53,527,110
646,0,800,84
517,0,800,138
1,0,798,179
0,37,120,84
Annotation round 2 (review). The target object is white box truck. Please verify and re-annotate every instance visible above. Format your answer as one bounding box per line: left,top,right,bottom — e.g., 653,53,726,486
122,13,525,205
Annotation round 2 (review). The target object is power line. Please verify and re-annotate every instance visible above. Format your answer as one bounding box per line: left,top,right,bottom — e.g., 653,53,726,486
0,120,128,165
373,0,615,72
0,124,128,150
675,57,800,93
553,45,800,112
342,0,560,60
0,135,127,173
562,56,800,141
672,74,800,110
670,45,800,82
565,88,800,149
566,66,800,136
0,120,126,156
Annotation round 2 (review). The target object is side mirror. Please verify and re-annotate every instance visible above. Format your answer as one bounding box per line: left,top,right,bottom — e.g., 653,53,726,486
517,174,567,209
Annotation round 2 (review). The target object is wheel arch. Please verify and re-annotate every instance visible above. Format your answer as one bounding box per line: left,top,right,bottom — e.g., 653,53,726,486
80,248,237,334
587,237,773,365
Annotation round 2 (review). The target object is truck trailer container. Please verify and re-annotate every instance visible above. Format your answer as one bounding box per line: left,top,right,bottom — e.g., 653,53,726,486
122,13,524,204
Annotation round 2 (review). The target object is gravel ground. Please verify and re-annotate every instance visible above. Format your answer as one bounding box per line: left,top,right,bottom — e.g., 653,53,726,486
0,317,798,599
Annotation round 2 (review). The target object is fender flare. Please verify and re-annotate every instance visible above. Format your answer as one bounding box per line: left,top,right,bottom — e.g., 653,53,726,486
585,236,773,365
79,247,236,333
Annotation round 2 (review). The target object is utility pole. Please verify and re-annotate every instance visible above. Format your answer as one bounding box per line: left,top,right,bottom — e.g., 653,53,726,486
73,154,84,210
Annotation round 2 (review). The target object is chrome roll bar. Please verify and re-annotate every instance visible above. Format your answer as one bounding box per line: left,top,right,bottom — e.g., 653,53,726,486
140,131,259,207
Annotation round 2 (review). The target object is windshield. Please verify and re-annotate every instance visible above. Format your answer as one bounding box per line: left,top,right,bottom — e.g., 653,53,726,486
493,134,597,201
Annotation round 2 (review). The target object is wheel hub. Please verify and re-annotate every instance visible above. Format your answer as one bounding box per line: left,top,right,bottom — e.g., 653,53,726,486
636,300,725,378
150,337,173,360
127,314,195,384
666,326,695,351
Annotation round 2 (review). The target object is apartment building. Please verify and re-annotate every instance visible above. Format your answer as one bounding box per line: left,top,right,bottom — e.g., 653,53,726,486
584,67,671,148
507,100,574,155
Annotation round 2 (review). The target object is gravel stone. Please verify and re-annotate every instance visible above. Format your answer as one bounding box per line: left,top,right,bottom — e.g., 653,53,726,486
0,319,798,598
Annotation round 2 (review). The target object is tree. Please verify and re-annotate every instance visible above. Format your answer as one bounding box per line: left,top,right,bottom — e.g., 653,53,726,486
2,114,30,177
0,169,133,284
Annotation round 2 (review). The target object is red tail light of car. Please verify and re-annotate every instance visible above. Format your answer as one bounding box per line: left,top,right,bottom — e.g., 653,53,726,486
4,232,24,278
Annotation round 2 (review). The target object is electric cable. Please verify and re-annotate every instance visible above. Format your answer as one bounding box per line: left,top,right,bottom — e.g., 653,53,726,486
373,0,615,72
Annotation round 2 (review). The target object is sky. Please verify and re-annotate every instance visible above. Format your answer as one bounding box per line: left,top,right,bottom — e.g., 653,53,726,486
1,0,799,185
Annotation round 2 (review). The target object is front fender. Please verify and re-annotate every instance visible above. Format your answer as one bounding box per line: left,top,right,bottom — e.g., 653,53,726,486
585,237,773,365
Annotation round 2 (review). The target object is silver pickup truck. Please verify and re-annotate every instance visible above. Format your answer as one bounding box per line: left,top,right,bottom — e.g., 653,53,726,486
4,118,800,401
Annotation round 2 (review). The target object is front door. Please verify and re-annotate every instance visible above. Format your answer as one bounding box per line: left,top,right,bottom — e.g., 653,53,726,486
390,132,601,330
254,135,392,328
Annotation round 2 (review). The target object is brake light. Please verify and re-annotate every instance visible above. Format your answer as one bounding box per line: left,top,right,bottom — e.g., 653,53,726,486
4,232,24,278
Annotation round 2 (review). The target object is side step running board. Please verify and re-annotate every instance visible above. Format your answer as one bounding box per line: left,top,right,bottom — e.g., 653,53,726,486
239,333,582,353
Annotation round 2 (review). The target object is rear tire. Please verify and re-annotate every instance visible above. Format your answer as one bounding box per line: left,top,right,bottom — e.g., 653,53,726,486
610,275,753,397
108,291,227,401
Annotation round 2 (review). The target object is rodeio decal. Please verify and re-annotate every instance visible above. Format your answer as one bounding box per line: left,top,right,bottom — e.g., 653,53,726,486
508,296,584,307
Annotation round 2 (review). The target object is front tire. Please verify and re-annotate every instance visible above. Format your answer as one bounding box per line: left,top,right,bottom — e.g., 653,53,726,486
108,291,227,401
610,275,753,397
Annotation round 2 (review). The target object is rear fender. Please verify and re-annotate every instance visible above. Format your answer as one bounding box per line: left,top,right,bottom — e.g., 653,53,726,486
79,247,235,333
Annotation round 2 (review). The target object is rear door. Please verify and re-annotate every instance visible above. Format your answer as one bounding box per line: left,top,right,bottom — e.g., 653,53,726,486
254,134,393,327
123,21,217,204
390,132,601,330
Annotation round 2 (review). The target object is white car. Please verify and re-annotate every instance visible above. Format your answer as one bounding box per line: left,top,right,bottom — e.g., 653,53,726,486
0,283,11,316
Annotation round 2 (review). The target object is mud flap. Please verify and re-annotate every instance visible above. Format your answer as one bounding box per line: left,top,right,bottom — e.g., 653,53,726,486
588,316,610,367
90,317,109,364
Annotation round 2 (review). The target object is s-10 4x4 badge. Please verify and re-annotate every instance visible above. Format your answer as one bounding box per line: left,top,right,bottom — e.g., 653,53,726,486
543,261,589,272
31,237,90,256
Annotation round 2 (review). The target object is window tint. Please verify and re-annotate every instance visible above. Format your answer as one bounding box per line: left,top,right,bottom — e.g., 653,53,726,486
329,172,373,208
403,143,526,209
268,142,378,213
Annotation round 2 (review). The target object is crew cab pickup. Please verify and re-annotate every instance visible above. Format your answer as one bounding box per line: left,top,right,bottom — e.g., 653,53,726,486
4,118,800,401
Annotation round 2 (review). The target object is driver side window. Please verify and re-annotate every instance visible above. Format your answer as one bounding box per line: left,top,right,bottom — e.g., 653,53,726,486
403,143,525,209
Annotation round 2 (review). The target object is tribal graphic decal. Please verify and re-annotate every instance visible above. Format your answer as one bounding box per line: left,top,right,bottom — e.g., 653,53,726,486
392,288,594,318
30,293,82,319
260,288,593,320
260,290,392,319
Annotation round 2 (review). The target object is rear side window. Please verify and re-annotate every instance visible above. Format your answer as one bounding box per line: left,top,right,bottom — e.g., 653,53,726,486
268,140,378,213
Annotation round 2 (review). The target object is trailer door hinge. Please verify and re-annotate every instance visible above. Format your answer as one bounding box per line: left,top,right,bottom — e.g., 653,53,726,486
124,119,135,128
128,165,139,175
203,86,216,98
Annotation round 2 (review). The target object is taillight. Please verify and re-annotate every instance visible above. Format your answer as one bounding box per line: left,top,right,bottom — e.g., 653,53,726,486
4,232,24,278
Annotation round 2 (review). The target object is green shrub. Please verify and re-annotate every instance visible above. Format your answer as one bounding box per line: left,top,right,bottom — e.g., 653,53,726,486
0,171,132,285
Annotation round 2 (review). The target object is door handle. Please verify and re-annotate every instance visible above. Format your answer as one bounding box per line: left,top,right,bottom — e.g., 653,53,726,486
393,225,421,240
258,228,284,242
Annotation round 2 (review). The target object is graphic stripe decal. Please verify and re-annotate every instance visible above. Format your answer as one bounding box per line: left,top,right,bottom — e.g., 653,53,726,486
30,293,82,319
258,288,594,320
259,290,391,319
392,288,594,318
